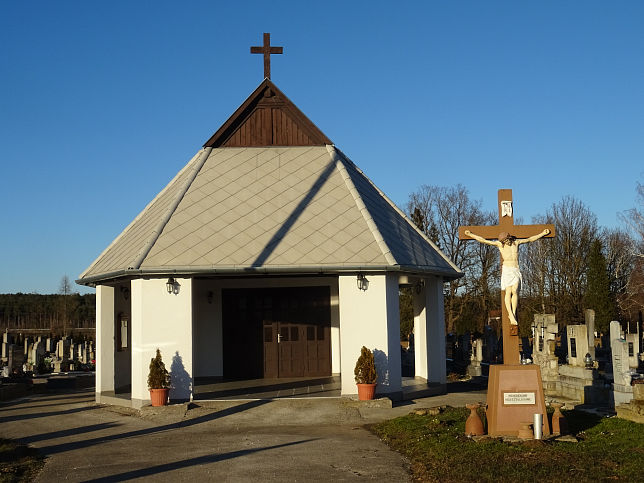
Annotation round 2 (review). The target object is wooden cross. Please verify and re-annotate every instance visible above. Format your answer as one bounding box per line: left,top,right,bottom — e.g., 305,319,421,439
251,32,283,80
459,189,555,365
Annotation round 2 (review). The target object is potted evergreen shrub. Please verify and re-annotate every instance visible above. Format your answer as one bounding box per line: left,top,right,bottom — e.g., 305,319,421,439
354,346,377,400
148,348,170,406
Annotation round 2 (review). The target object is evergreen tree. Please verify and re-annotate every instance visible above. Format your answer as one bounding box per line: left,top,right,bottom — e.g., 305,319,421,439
585,239,616,333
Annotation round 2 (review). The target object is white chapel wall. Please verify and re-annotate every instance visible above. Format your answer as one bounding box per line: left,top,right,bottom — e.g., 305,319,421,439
95,285,115,395
338,273,402,398
130,278,193,407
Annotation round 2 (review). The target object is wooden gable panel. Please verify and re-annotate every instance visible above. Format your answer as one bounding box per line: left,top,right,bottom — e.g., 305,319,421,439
204,80,332,148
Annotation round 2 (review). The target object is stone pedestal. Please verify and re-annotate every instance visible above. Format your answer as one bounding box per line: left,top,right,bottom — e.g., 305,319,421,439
486,365,550,437
558,365,607,404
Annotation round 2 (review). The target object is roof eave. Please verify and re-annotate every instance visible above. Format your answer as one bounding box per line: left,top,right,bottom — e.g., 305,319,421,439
76,264,462,287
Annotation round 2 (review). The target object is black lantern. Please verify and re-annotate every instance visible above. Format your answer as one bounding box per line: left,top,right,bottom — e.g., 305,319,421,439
357,274,369,291
166,277,175,294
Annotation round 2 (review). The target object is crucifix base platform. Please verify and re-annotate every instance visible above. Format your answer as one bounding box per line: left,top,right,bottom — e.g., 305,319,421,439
486,365,551,437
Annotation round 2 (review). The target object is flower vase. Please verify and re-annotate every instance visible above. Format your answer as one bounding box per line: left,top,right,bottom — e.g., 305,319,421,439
465,403,484,436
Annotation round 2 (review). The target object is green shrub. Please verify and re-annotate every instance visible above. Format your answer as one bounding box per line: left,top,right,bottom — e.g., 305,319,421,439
354,346,377,384
147,348,170,389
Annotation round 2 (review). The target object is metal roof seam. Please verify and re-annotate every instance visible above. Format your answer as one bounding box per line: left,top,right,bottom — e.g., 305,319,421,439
129,147,213,270
326,145,398,266
331,147,462,276
77,149,204,279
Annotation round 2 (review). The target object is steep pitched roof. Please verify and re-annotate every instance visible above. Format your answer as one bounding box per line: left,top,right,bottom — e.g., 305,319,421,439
203,79,332,148
78,81,461,285
78,145,461,285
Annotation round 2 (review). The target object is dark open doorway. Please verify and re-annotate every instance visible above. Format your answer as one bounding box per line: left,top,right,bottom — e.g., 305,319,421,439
222,286,331,380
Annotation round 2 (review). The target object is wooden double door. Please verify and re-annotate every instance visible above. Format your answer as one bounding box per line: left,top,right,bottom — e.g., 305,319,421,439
222,286,331,379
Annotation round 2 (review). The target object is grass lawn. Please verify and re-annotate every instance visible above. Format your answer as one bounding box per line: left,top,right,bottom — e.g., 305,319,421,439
371,407,644,482
0,439,43,483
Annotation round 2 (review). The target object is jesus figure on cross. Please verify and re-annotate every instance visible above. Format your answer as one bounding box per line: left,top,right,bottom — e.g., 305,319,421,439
464,228,550,326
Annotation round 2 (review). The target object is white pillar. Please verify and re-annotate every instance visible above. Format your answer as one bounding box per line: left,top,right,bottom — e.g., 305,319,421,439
414,276,446,385
338,273,401,398
330,281,341,374
96,285,115,397
131,278,193,408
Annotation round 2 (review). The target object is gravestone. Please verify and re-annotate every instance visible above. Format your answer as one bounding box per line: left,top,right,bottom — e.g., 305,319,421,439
584,309,596,359
467,338,484,377
7,345,24,375
57,339,70,361
26,343,34,365
567,325,589,367
31,340,45,369
610,320,623,344
532,314,559,395
2,331,12,359
559,323,605,404
610,321,634,407
625,333,640,369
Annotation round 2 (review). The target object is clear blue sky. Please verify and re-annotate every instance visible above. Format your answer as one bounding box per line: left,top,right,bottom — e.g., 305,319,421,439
1,1,643,294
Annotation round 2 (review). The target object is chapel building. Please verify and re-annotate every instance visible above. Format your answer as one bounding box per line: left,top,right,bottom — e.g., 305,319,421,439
77,37,462,407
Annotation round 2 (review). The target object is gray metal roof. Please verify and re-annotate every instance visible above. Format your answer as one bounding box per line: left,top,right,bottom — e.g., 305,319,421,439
78,145,461,285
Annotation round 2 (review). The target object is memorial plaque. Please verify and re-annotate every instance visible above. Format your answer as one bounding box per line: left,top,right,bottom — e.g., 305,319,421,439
503,392,536,405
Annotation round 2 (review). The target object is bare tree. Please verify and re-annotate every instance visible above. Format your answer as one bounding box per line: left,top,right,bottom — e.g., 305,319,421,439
601,228,635,315
620,181,644,257
523,196,598,326
407,184,497,333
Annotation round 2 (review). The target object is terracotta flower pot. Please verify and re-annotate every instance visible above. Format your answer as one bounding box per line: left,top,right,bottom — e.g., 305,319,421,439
465,403,485,436
149,388,169,407
357,383,377,401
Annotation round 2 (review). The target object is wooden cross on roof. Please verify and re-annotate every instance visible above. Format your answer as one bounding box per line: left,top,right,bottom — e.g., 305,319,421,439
251,32,283,80
459,189,555,365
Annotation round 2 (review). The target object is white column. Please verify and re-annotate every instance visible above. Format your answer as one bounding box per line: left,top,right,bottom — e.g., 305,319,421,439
413,284,429,380
338,273,401,398
131,278,193,408
426,276,446,384
95,285,115,396
330,281,341,374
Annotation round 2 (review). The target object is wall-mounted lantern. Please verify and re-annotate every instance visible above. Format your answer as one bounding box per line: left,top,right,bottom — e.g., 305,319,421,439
357,273,369,291
166,277,176,294
207,291,214,304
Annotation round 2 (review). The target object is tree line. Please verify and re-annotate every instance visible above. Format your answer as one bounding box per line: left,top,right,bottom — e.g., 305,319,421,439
0,276,95,333
404,182,644,337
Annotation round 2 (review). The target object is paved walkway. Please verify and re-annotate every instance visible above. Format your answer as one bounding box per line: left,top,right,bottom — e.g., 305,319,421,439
1,383,486,482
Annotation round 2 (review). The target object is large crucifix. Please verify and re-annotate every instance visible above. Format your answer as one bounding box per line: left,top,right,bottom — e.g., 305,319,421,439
251,32,283,80
459,189,555,365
